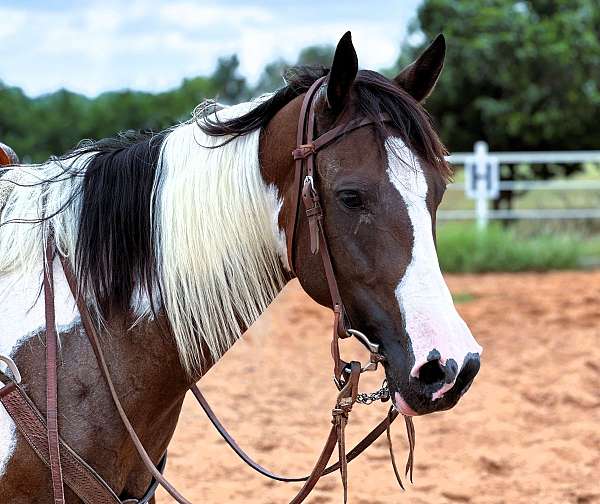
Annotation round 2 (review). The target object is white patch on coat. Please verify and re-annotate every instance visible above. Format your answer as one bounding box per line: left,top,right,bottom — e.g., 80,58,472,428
386,138,482,400
152,100,286,374
0,259,78,477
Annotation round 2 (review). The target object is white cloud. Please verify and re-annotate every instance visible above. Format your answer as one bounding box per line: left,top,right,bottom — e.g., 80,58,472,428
0,0,421,97
158,2,274,29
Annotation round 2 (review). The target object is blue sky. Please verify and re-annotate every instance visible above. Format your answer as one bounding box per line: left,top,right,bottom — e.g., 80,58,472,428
0,0,422,97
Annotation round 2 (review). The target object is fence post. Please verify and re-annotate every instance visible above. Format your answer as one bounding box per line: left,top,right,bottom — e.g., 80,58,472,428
474,141,490,230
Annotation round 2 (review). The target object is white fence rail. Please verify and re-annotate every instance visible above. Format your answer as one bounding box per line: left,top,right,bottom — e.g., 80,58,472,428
441,141,600,228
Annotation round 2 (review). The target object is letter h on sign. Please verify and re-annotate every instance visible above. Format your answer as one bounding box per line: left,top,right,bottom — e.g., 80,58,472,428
464,141,499,229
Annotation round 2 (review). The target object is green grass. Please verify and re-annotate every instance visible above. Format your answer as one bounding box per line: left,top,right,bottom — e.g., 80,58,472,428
451,292,476,304
437,223,582,273
436,163,600,272
581,237,600,257
579,235,600,268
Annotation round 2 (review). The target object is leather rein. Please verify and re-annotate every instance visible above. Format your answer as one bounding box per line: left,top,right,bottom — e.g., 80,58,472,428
0,76,415,503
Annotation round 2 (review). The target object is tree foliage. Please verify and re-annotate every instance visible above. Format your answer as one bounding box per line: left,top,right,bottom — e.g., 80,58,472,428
2,8,599,167
397,0,600,212
254,44,335,93
0,58,239,162
401,0,600,152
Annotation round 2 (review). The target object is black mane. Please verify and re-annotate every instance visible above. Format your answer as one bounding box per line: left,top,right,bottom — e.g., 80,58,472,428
199,66,450,180
56,131,166,315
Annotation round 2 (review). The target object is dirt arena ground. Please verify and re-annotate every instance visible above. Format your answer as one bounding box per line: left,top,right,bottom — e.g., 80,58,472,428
158,272,600,504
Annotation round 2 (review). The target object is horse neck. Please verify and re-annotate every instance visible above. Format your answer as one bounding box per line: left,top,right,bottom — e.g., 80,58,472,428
69,310,191,495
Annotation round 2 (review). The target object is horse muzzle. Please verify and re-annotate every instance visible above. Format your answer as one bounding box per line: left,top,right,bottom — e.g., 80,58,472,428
391,352,481,416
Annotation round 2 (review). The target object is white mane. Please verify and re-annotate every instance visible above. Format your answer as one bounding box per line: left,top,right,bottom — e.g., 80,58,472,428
152,103,286,372
0,158,82,274
0,100,287,375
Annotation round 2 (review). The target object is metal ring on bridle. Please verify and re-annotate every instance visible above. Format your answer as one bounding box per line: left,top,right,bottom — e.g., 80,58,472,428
0,354,22,385
346,328,380,354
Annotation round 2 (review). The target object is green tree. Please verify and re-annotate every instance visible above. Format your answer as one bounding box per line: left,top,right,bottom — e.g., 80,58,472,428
400,0,600,211
401,0,600,152
254,59,289,94
0,60,243,162
210,55,249,104
253,44,335,94
297,45,335,67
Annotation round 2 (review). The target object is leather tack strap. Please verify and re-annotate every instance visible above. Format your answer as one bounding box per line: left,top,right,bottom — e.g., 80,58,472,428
404,414,416,483
0,380,122,504
44,239,66,504
1,233,181,504
287,75,391,376
190,384,398,483
188,80,396,500
286,76,326,272
126,453,168,504
288,362,361,504
0,379,16,399
288,422,339,504
286,76,390,274
58,254,383,504
0,367,168,504
387,406,405,490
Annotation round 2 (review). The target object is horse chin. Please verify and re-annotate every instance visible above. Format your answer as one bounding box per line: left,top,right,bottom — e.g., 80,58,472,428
392,389,454,416
391,380,469,416
392,392,419,417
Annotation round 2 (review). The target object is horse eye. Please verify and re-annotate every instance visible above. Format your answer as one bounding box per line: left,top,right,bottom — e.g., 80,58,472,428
338,190,364,210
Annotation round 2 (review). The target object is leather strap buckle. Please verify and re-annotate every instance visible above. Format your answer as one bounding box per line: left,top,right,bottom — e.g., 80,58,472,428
302,176,321,254
302,175,316,198
292,144,316,160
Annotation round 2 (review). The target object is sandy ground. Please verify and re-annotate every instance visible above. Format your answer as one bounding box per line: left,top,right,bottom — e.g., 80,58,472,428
157,272,600,504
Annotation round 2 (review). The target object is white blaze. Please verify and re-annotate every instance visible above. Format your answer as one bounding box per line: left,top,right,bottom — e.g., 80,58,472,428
386,138,482,400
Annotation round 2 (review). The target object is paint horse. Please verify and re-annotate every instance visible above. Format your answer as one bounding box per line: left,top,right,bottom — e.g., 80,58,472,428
0,32,481,502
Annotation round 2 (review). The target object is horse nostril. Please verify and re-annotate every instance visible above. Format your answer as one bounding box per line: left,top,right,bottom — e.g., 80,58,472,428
415,358,459,387
417,359,446,386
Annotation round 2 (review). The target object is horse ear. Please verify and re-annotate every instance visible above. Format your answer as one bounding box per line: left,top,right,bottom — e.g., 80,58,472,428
326,31,358,113
394,34,446,102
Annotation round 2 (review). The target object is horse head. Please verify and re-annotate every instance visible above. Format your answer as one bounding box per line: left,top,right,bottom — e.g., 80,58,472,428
262,33,482,416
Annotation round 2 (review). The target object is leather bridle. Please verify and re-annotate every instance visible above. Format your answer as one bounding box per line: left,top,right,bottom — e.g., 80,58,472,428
288,75,390,385
0,77,416,504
